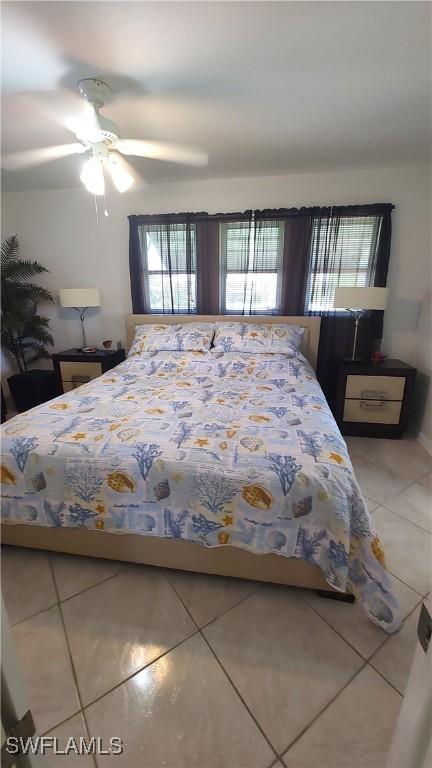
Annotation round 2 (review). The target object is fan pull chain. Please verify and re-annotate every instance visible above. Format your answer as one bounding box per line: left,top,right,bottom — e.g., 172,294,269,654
103,190,109,218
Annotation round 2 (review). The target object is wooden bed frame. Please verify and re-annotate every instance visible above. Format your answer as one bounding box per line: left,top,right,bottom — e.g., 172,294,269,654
2,314,342,596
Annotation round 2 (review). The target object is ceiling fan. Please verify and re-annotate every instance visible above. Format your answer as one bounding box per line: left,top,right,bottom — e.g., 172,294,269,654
2,78,208,195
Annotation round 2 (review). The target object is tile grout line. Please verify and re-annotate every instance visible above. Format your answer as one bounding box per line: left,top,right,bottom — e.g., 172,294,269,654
8,558,133,630
80,627,200,713
386,568,428,599
200,631,280,764
39,708,82,738
369,593,426,663
379,501,431,535
10,600,59,629
294,593,412,732
367,660,406,699
350,451,432,540
277,659,369,761
48,558,98,768
300,594,384,663
280,652,405,764
48,560,128,605
268,758,283,768
303,586,425,665
367,597,426,683
350,453,430,504
301,562,426,671
349,442,431,481
163,567,262,631
164,570,281,764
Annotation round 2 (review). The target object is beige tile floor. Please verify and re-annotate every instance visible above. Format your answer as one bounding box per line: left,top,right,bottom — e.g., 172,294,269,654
1,435,431,768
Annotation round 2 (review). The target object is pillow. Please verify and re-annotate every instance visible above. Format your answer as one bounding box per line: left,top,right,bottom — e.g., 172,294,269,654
213,322,305,355
128,322,215,356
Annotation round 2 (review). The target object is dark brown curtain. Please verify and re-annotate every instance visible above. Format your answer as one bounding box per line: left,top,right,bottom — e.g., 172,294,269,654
129,213,212,314
280,214,314,314
304,205,394,406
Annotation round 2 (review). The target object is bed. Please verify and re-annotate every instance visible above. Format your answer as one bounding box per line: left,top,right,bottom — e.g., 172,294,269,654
1,314,401,632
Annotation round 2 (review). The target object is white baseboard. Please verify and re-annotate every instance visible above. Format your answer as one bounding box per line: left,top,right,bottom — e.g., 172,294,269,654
408,420,432,455
417,430,432,456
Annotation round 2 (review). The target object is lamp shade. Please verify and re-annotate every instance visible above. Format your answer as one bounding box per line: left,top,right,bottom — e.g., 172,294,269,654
59,288,100,308
333,286,388,311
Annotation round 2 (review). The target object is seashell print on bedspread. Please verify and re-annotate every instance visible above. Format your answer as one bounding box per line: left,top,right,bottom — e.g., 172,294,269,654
0,349,401,633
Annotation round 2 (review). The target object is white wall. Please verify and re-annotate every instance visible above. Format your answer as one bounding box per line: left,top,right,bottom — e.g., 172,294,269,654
2,164,431,444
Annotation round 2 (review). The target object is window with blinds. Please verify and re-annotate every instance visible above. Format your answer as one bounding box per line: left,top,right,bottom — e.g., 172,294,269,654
305,215,382,313
139,223,197,313
220,219,284,314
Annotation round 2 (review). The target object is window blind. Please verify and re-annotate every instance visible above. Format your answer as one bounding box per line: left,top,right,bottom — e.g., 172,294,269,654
139,223,197,313
305,215,382,313
220,219,283,314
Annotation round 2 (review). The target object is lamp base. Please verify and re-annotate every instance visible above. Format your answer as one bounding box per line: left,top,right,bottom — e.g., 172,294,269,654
343,356,367,363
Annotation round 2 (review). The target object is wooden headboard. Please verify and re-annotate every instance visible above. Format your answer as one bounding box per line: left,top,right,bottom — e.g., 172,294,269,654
125,314,321,370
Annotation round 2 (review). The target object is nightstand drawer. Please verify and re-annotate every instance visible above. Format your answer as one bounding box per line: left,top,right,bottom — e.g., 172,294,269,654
62,378,91,392
345,374,405,401
59,361,102,382
343,398,402,424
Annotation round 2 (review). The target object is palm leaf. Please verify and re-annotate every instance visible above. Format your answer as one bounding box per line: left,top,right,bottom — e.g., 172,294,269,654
1,236,54,373
3,283,53,304
2,259,49,281
1,235,20,267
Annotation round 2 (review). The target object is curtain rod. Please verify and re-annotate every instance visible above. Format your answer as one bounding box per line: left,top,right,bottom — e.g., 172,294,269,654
128,203,394,224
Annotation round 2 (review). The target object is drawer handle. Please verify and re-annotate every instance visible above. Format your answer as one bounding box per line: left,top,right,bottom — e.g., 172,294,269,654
360,390,387,400
360,400,386,410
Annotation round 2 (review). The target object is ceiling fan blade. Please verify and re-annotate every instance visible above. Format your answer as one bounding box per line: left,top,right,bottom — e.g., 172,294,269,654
116,139,208,167
2,143,87,171
109,153,147,191
13,90,99,141
63,102,102,143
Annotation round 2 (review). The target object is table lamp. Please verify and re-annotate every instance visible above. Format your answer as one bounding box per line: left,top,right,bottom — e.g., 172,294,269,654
59,288,100,351
333,286,388,360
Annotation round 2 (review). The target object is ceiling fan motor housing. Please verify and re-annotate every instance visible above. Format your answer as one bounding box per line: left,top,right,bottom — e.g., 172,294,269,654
78,78,111,108
77,78,120,144
96,114,120,143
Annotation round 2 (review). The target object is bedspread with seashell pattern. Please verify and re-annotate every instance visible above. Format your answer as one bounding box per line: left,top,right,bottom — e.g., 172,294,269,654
1,350,401,632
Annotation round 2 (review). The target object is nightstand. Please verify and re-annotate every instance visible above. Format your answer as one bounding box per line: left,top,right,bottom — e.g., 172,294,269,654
52,348,125,394
335,358,416,438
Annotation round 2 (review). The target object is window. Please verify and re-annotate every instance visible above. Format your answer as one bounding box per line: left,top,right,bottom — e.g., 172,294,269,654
139,223,196,313
305,215,382,313
220,219,284,314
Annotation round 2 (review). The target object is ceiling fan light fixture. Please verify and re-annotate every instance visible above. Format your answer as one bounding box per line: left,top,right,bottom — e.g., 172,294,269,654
105,156,134,193
80,156,105,196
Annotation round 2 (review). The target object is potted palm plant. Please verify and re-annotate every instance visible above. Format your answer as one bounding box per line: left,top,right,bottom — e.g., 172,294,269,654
1,235,58,412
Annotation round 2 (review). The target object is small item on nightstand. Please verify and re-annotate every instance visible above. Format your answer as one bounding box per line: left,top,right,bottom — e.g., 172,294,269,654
371,350,386,362
82,346,97,353
102,339,113,349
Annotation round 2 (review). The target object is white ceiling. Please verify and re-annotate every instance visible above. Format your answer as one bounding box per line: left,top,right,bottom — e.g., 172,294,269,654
1,1,430,190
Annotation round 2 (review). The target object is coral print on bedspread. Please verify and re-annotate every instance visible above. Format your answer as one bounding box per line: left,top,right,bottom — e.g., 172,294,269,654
1,349,401,633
